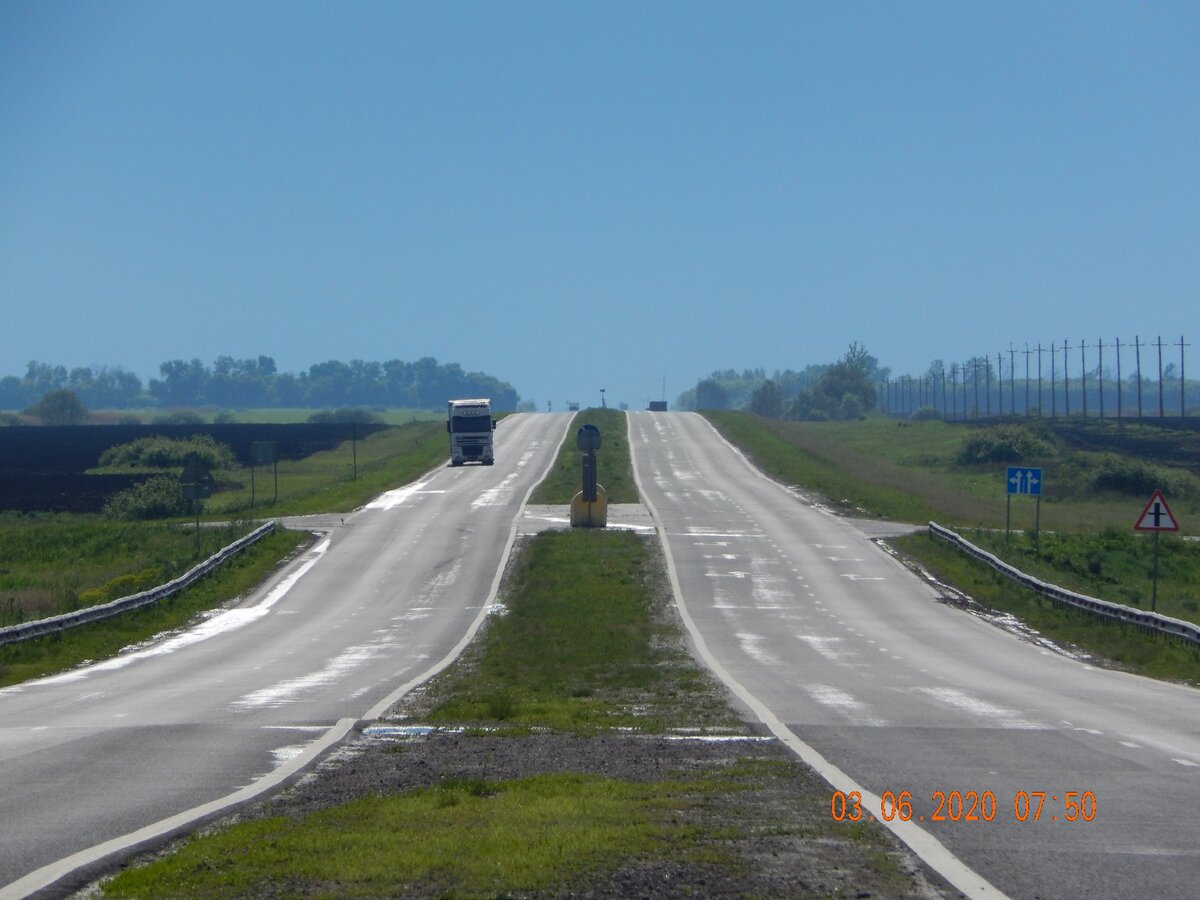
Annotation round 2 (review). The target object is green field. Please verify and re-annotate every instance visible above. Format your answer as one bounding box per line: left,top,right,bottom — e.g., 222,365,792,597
704,412,1200,533
0,516,260,625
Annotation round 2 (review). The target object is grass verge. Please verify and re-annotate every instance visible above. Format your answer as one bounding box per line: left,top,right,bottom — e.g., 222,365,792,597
98,529,931,898
894,531,1200,684
0,527,309,688
201,420,448,517
703,411,1200,533
528,408,638,505
0,516,260,625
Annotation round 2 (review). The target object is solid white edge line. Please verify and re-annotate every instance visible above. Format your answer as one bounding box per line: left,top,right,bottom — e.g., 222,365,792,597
0,717,358,900
627,410,1006,899
4,414,575,900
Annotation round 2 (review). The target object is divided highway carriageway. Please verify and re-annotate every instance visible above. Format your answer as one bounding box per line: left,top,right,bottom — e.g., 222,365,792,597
0,413,573,898
627,410,1200,900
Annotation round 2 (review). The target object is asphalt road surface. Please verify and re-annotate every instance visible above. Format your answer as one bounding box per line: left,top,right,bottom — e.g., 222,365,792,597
0,412,573,899
627,410,1200,900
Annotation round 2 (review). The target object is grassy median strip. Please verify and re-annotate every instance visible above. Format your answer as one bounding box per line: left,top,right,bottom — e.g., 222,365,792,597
423,529,739,733
99,528,925,898
529,407,637,504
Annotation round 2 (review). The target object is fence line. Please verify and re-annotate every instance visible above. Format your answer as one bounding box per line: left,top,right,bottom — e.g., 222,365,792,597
880,334,1194,420
0,521,278,647
928,522,1200,646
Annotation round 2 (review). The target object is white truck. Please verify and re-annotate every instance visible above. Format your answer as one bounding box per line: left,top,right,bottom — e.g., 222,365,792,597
446,398,495,466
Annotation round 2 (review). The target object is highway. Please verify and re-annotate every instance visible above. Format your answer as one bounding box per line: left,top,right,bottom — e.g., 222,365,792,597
627,410,1200,899
0,412,573,899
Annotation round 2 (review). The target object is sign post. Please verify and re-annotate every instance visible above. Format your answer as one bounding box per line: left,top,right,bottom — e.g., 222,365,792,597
180,454,213,557
1134,489,1179,612
570,424,607,528
251,441,277,506
1005,467,1043,543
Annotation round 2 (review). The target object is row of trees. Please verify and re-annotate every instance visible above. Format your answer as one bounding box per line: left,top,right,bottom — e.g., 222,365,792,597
0,356,519,412
678,344,888,421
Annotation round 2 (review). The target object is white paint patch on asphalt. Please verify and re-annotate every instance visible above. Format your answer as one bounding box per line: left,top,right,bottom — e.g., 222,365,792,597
23,538,332,688
365,482,440,510
472,467,524,509
232,634,396,710
736,632,781,666
796,633,856,664
805,684,885,726
913,687,1046,730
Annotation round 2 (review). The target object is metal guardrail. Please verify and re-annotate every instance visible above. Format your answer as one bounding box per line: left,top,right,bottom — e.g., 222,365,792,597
0,521,278,647
928,522,1200,647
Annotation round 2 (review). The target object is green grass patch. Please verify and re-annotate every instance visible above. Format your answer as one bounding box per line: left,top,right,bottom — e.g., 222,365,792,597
703,411,940,522
894,531,1200,684
0,515,260,624
101,773,718,899
962,528,1200,625
529,408,638,505
0,527,308,688
703,411,1199,533
425,529,737,732
203,420,449,516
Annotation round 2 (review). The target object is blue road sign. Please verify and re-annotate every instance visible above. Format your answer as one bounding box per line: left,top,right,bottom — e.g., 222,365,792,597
1006,467,1043,496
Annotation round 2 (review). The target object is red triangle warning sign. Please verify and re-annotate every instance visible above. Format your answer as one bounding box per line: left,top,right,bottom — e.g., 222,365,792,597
1135,490,1180,532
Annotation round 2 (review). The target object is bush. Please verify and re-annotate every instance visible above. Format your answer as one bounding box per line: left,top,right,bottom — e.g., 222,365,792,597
99,434,235,470
76,568,160,606
956,424,1057,464
910,405,942,421
1090,454,1188,498
103,475,191,520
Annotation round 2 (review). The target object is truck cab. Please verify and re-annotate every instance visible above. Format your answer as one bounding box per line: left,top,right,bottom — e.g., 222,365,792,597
447,398,495,466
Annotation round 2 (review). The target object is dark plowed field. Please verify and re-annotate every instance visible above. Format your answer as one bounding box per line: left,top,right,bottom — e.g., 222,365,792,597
1046,418,1200,471
0,422,387,513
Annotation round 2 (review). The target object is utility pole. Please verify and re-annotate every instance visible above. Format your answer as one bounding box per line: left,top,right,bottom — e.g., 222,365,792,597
1135,335,1144,418
1114,337,1123,420
962,363,968,418
1080,340,1089,419
1063,339,1071,417
1050,342,1057,418
1181,335,1191,417
972,358,979,417
1036,343,1044,416
1008,345,1017,415
950,364,960,422
1023,345,1031,416
1157,335,1165,418
1097,338,1105,419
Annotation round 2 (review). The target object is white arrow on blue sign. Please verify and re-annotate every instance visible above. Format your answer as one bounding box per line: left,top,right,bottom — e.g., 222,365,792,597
1006,467,1043,496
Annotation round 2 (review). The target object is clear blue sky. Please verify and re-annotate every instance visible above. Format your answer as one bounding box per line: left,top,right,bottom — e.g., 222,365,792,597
3,1,1197,409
